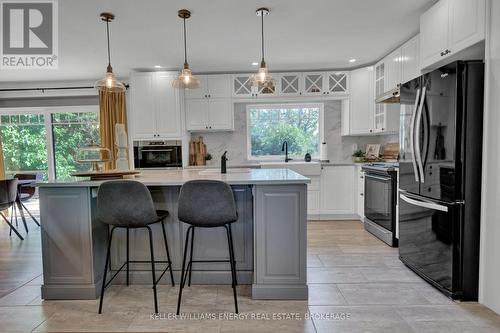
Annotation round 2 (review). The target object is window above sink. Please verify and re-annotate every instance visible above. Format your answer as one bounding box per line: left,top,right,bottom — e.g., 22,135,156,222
246,103,324,161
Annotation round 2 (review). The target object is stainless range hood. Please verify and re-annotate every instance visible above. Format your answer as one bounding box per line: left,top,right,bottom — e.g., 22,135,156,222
375,84,400,104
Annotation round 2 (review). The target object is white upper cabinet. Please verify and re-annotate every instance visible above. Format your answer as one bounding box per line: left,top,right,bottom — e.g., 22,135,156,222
129,71,181,140
129,73,155,139
325,71,350,95
420,0,485,70
155,73,181,138
342,66,374,135
185,74,231,99
400,35,420,84
449,0,486,53
303,72,325,96
231,74,277,98
385,48,402,90
279,73,302,96
185,74,234,131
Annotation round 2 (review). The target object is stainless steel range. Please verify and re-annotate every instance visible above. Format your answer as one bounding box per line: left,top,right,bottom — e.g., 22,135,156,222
362,163,398,247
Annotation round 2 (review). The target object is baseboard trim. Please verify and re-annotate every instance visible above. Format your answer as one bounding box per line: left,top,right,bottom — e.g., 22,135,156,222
252,284,308,300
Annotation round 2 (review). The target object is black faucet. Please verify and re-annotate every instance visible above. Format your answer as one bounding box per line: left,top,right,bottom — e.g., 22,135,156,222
282,141,292,162
221,151,228,174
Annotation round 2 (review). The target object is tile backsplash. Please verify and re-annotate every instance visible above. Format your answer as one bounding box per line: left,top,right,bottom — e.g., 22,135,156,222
190,100,398,166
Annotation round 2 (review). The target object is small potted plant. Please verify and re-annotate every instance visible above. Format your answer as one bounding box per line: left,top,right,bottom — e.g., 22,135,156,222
352,149,365,163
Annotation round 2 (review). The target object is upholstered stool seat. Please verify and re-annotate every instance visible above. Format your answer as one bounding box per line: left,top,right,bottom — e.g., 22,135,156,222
176,180,239,314
96,180,174,314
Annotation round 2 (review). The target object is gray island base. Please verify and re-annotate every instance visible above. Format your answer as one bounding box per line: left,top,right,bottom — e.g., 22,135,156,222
38,169,309,301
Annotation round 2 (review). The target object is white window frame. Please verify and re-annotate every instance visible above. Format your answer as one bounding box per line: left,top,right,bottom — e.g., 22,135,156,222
0,105,98,180
246,102,324,161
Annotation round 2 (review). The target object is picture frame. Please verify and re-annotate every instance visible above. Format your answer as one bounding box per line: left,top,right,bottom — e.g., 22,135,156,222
365,144,381,159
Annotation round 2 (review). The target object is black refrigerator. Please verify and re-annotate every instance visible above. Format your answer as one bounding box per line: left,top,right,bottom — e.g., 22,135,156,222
398,61,484,300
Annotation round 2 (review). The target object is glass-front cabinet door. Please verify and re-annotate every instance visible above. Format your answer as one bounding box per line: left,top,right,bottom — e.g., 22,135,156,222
278,73,302,96
231,74,255,97
303,73,325,95
325,71,349,95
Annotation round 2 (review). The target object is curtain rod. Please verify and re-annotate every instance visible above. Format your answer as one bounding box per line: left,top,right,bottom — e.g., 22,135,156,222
0,84,129,92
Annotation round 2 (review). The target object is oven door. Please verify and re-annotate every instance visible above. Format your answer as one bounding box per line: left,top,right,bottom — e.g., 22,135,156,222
364,173,394,231
136,146,180,168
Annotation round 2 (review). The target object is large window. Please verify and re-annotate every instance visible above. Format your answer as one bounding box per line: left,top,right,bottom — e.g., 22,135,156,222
0,113,49,179
0,106,99,180
247,103,323,160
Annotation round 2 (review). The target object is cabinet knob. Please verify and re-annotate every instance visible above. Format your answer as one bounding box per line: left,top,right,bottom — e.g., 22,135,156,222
299,92,302,95
327,92,330,94
205,126,208,129
208,94,211,98
369,129,373,133
429,172,433,175
209,126,212,129
360,193,364,196
382,127,385,131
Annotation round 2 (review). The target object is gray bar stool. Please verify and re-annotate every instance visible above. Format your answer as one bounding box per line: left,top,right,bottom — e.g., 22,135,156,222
96,180,174,314
176,180,239,315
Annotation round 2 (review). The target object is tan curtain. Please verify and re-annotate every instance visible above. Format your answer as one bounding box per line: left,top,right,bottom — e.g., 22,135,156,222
0,134,5,180
99,91,128,170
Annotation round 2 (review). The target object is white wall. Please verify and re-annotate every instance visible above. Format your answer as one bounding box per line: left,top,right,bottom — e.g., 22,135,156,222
479,0,500,315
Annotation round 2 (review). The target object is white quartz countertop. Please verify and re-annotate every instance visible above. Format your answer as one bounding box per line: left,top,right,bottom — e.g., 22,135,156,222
37,168,310,187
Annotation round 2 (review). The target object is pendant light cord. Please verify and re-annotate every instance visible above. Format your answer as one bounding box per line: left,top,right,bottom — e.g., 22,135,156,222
261,10,265,63
106,19,112,70
183,17,188,65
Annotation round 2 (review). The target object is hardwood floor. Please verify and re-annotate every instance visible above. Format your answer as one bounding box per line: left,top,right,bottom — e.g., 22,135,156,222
1,216,499,332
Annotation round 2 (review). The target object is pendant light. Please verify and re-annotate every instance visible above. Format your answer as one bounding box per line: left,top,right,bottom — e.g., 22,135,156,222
94,12,126,93
253,7,274,87
172,9,200,89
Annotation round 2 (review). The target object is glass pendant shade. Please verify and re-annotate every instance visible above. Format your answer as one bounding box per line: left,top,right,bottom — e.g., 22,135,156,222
252,62,274,86
95,68,126,92
172,65,200,89
174,9,200,90
253,8,274,88
95,13,125,93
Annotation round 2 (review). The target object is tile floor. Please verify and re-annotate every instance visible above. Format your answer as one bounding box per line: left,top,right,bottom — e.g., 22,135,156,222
1,207,500,332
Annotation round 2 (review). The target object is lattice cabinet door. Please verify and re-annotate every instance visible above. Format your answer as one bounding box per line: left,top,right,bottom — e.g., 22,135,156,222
278,73,302,96
231,74,255,97
303,72,325,95
256,79,278,97
325,72,350,94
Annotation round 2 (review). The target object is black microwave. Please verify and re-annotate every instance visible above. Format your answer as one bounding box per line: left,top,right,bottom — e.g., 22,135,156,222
133,140,182,169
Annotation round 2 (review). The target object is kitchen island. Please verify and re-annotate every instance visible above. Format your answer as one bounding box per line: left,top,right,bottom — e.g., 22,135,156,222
37,168,309,301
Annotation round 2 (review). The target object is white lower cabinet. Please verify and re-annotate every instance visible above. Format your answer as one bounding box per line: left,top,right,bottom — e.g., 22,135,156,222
356,165,365,219
319,165,357,219
307,177,320,219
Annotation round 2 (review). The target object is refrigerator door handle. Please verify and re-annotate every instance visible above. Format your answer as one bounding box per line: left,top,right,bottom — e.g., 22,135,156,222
400,193,448,212
415,86,426,183
410,88,421,182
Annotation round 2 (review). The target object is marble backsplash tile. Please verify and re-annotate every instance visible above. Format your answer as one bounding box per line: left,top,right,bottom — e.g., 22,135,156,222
191,100,398,166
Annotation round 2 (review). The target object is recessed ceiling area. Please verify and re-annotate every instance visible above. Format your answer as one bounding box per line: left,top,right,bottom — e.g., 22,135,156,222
0,0,436,83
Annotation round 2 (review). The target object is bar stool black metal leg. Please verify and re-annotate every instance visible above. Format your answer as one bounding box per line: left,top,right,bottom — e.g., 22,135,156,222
160,219,175,286
188,227,195,287
20,201,40,226
16,200,29,233
225,225,238,314
227,224,238,286
146,226,158,314
126,228,130,286
177,226,192,315
99,226,115,314
1,211,23,240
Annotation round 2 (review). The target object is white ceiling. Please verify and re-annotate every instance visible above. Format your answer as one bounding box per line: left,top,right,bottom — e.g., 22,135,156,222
0,0,436,84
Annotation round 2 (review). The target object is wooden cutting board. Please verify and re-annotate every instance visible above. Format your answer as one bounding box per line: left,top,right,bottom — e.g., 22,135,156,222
382,142,399,161
189,136,207,166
